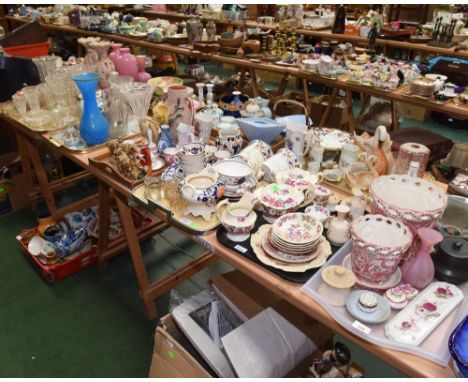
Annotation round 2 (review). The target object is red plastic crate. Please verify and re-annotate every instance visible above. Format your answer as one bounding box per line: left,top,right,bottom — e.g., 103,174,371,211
4,41,49,58
17,228,98,283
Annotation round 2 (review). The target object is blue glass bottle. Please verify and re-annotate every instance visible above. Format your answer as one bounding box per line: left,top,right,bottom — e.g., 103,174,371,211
73,73,109,146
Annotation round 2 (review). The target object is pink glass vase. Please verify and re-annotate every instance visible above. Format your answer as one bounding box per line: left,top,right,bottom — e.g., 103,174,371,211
114,48,138,80
108,43,123,67
136,55,151,83
401,227,444,289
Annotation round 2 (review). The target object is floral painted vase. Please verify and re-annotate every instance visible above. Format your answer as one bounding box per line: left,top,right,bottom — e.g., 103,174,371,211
164,85,195,144
157,124,174,154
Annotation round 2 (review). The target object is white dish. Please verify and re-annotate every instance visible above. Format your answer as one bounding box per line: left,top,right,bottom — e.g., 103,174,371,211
261,231,319,263
385,282,464,346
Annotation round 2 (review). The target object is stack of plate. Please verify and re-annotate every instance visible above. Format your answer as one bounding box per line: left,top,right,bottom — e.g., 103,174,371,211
261,213,323,264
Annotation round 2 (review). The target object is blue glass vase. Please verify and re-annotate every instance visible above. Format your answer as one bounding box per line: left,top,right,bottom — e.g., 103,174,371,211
73,73,109,145
157,124,174,154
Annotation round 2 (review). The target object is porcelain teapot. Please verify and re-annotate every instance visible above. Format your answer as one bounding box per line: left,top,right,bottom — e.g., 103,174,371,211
216,192,257,242
179,168,224,221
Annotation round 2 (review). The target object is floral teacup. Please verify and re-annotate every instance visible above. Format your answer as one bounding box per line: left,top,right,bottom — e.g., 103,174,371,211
262,148,301,183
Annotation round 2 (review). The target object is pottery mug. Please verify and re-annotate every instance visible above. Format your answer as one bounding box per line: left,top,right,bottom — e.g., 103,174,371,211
163,147,178,164
262,148,301,183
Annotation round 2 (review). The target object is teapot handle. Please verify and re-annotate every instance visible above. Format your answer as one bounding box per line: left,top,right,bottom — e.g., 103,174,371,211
216,199,229,220
180,183,197,198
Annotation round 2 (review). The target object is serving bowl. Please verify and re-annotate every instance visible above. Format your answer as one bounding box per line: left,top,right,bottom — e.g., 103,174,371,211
253,184,304,223
369,175,447,233
217,32,245,48
236,117,286,144
212,159,254,186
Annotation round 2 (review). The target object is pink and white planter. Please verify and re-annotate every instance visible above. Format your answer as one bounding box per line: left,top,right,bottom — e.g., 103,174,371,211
351,214,413,284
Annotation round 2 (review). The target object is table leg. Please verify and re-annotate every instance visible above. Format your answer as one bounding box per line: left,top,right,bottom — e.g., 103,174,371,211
24,137,57,215
238,67,246,91
302,78,310,114
97,180,111,270
320,86,339,127
345,89,356,133
114,191,158,319
249,68,260,97
15,131,36,210
277,73,289,96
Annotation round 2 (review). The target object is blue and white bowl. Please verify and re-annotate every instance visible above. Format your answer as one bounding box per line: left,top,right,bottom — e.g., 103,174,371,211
237,117,286,144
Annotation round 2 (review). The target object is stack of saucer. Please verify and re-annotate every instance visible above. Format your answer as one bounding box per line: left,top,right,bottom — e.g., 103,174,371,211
261,213,323,263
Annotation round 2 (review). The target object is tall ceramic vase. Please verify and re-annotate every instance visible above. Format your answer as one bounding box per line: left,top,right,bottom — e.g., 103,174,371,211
73,73,109,145
164,85,195,144
108,43,123,66
114,48,138,80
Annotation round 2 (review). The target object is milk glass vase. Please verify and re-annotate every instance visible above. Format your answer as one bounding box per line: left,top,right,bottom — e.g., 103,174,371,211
73,73,109,145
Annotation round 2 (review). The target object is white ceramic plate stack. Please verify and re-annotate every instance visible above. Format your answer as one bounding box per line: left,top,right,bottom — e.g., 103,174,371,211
261,213,323,264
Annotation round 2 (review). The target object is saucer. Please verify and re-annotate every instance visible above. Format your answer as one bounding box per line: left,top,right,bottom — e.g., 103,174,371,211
342,254,402,291
346,290,391,324
251,225,331,273
161,163,185,181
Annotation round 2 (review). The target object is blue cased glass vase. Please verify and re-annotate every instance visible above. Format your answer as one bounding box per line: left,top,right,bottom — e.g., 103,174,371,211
73,73,109,145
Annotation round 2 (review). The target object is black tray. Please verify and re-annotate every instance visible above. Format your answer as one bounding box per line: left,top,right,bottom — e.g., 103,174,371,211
216,219,342,284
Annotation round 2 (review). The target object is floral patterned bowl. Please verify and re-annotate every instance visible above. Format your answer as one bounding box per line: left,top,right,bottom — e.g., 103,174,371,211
253,184,304,223
272,212,323,245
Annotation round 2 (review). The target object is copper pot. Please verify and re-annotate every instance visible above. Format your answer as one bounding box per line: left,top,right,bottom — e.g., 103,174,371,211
242,39,261,54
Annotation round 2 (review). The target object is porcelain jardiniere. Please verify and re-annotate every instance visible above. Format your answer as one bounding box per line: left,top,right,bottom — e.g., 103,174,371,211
351,214,413,284
165,85,195,144
179,168,224,221
217,195,257,242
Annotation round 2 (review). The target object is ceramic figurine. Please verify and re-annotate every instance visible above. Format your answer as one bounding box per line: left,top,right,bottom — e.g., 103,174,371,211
326,204,350,246
401,228,444,289
346,152,379,191
355,126,393,176
308,342,363,378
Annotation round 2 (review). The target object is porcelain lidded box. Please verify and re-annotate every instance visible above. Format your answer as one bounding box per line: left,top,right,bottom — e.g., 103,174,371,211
179,168,224,221
318,265,356,307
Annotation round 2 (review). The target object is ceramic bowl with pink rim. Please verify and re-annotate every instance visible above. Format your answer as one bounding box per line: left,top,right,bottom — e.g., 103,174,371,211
351,214,413,284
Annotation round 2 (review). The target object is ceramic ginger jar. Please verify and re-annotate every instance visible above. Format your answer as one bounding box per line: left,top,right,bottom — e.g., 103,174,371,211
179,168,224,221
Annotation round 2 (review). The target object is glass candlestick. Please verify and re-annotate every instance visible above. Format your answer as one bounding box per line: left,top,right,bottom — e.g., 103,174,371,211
206,83,214,106
196,82,205,107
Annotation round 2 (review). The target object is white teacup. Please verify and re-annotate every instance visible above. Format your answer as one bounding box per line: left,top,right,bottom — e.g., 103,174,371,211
262,150,298,183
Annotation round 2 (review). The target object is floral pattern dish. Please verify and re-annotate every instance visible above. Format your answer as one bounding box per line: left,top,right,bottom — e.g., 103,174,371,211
253,184,304,223
251,224,332,273
385,282,464,346
273,212,323,245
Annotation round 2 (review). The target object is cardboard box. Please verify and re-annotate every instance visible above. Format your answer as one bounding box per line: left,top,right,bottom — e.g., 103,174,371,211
309,95,348,128
149,271,333,378
397,102,431,122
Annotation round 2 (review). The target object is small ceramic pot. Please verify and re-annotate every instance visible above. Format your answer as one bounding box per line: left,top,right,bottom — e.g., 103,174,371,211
305,204,330,225
351,214,413,283
317,265,356,307
217,198,257,242
313,185,332,205
163,147,178,164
